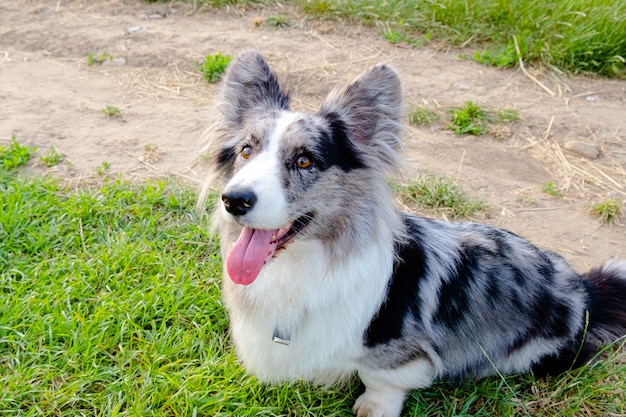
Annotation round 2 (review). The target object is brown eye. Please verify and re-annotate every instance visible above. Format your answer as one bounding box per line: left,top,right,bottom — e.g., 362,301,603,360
241,146,252,160
295,154,312,169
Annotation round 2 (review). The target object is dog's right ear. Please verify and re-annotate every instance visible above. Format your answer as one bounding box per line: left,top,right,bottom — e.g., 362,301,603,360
218,50,290,126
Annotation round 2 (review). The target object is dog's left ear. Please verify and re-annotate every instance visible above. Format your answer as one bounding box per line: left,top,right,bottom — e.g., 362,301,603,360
218,49,290,126
319,64,403,165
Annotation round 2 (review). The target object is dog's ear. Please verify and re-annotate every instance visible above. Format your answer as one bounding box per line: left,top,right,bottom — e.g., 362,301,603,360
318,64,403,170
218,50,290,126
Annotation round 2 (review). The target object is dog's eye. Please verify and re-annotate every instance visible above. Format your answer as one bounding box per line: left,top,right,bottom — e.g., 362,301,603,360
241,146,252,160
295,154,312,169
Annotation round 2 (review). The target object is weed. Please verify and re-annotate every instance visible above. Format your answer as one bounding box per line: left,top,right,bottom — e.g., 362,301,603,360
380,22,426,47
40,146,63,167
101,105,122,118
381,27,404,44
448,101,488,136
517,195,538,206
408,106,439,126
496,108,519,123
266,14,290,27
474,43,517,68
301,0,337,17
87,51,113,66
196,52,232,83
589,198,623,225
96,161,111,176
543,182,563,197
393,173,485,219
0,134,37,170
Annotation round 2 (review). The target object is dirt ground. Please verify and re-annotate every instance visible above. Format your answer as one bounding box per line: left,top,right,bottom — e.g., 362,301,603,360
1,0,625,271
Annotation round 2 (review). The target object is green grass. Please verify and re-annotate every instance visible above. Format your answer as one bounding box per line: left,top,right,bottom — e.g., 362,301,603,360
1,135,37,169
589,197,623,225
292,0,626,79
444,102,519,136
101,105,122,118
543,181,564,197
196,53,232,84
266,14,290,28
393,173,485,219
448,101,489,136
407,106,439,126
40,146,64,167
496,108,519,123
161,0,625,78
2,144,625,415
96,161,112,176
86,51,113,66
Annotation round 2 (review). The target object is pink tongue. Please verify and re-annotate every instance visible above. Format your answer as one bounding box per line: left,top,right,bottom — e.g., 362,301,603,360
226,226,278,285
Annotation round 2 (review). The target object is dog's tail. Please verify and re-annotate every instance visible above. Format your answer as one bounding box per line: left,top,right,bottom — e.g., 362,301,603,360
584,259,626,350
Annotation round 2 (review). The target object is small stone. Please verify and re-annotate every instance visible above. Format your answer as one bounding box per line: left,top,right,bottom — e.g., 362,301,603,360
456,83,471,91
102,57,126,67
128,26,142,33
148,11,167,19
563,141,600,159
586,95,597,101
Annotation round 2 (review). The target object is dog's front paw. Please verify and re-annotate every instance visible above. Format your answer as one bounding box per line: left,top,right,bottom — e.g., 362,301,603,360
353,388,406,417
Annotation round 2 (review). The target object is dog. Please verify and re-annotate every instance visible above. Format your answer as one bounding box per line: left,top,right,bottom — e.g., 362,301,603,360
198,49,626,417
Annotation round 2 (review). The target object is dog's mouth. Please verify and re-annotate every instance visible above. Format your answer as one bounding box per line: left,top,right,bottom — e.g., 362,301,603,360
225,214,312,285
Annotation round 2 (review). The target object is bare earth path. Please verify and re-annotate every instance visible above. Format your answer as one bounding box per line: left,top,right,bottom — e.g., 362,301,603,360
1,0,625,271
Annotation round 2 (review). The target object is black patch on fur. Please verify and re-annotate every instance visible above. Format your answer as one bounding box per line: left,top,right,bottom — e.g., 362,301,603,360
364,217,426,346
533,291,572,339
585,265,626,337
433,245,481,328
216,146,236,166
314,113,366,172
531,329,590,377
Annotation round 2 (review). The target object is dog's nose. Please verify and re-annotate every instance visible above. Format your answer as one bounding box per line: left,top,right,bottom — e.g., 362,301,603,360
222,189,257,216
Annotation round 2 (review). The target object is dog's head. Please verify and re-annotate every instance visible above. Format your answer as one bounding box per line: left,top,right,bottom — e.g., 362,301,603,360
200,50,404,285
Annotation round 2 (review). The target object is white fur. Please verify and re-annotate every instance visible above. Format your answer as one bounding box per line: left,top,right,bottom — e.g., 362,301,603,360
355,360,436,417
222,236,396,385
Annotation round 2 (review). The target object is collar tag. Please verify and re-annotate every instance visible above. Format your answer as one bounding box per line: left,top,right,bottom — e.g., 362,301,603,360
272,328,290,345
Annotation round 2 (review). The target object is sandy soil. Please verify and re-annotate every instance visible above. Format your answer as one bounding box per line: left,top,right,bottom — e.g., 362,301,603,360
1,0,625,271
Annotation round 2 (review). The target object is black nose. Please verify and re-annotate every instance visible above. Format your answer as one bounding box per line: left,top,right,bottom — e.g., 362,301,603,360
222,189,257,216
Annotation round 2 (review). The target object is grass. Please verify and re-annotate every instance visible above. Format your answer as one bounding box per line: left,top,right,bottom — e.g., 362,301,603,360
181,0,626,79
407,106,439,126
448,101,489,136
101,105,122,118
2,142,625,415
96,161,112,176
393,173,485,219
266,14,290,27
589,197,623,225
543,181,564,198
40,146,63,167
291,0,626,79
196,53,232,83
408,103,517,136
1,135,36,169
86,51,113,66
496,108,519,123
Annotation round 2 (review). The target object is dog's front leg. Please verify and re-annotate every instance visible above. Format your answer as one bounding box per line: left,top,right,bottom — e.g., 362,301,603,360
354,359,436,417
353,384,407,417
